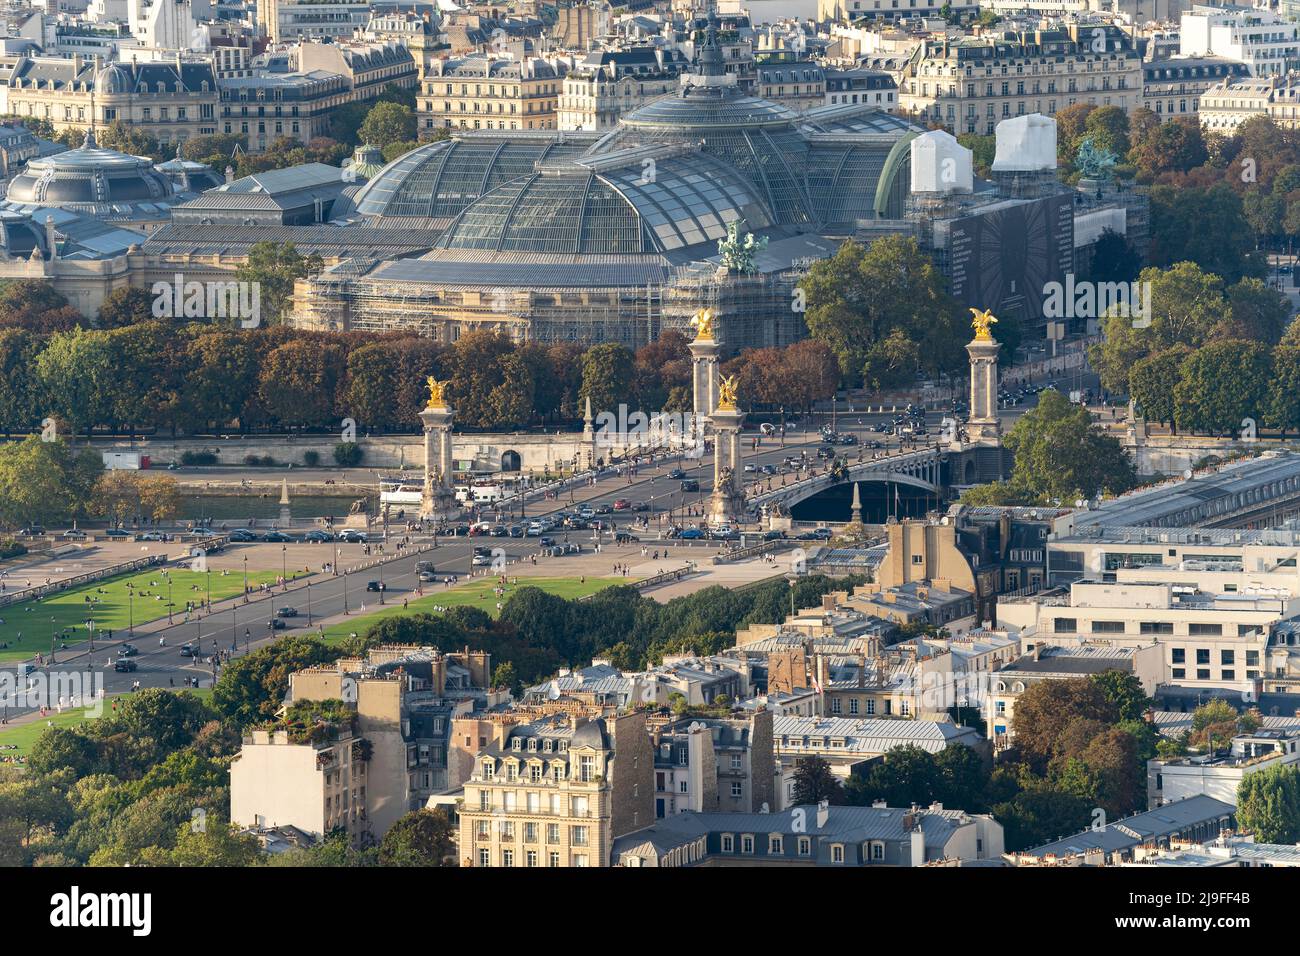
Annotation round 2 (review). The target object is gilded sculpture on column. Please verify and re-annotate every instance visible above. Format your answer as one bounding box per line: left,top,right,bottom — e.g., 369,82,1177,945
690,307,714,341
425,375,449,408
970,308,998,342
717,374,738,411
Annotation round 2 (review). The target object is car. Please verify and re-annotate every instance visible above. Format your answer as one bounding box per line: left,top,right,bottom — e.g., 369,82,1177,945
680,479,700,492
113,658,137,672
743,463,757,473
62,529,87,540
276,607,299,618
365,581,384,592
508,525,524,538
679,528,705,540
118,643,138,657
762,530,787,541
526,522,544,536
816,446,834,460
267,619,286,630
808,527,833,540
261,531,293,543
668,468,687,480
615,532,640,544
135,531,166,542
179,643,197,657
16,526,45,537
337,529,367,543
227,529,258,542
471,548,494,567
595,503,613,515
613,499,631,511
418,570,437,582
761,463,777,475
539,536,556,548
578,507,595,519
489,525,509,537
302,530,333,543
104,528,130,538
631,501,650,512
710,527,739,540
838,434,857,445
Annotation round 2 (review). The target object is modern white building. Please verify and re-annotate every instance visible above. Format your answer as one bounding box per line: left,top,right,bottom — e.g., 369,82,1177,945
999,581,1285,697
1179,5,1300,77
1148,728,1300,808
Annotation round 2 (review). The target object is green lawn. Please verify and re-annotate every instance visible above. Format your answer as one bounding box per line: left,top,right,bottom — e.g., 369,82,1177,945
319,576,621,645
0,569,280,662
0,689,213,762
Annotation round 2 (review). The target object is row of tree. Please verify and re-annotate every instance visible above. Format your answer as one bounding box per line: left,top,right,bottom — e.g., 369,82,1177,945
0,275,839,436
211,574,863,726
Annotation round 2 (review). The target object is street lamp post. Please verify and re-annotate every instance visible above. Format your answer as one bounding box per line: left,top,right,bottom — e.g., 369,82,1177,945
127,583,134,635
242,556,248,603
306,581,312,626
167,573,173,623
343,570,349,614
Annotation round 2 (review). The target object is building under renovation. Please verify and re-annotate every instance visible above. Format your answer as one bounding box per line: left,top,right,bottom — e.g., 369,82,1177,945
290,15,920,352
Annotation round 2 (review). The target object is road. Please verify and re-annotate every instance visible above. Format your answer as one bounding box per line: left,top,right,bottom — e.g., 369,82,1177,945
1,385,1067,721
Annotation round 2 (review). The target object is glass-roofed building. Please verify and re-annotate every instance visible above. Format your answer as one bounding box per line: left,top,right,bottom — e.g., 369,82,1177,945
295,16,922,350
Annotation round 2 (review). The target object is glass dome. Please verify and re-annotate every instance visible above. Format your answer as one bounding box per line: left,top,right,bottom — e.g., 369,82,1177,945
349,135,596,222
435,152,772,256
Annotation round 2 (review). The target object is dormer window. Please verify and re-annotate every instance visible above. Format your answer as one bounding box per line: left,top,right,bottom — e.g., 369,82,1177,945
543,739,553,753
512,738,522,751
528,738,537,752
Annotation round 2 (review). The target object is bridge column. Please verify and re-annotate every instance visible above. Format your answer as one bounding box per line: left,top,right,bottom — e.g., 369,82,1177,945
966,323,1002,446
690,325,720,419
708,405,746,525
420,400,461,522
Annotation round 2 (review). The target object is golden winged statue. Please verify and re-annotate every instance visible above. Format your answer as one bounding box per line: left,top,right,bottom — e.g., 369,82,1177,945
970,308,998,341
717,374,739,411
690,308,714,341
426,375,449,408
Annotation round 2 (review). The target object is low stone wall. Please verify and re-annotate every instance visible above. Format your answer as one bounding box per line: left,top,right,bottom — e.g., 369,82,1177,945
86,432,600,475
